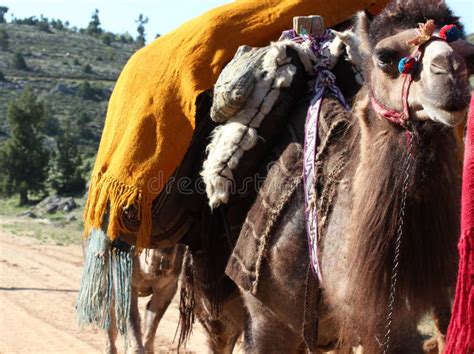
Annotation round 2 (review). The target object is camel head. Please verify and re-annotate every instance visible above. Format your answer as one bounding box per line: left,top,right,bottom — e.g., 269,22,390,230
354,0,472,127
138,247,181,277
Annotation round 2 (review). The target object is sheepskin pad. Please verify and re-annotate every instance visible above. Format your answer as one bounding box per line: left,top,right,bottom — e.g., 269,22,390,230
201,31,357,209
202,41,305,209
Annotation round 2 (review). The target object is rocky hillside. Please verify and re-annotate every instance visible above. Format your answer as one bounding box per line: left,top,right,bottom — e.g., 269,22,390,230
0,22,137,156
0,23,472,156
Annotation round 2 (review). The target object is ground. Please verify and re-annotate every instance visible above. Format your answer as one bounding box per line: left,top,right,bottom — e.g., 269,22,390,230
0,216,214,353
0,202,435,353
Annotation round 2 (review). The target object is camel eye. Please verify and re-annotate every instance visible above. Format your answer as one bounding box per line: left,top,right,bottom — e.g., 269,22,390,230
375,48,397,69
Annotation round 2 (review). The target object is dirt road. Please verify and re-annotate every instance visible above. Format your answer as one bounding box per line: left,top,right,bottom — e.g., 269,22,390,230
0,229,211,353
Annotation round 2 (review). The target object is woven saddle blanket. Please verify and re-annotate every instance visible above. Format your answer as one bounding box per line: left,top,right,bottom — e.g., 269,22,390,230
225,94,353,295
217,27,358,294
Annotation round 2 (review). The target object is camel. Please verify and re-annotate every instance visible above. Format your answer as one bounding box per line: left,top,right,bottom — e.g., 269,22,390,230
90,2,473,352
230,1,472,352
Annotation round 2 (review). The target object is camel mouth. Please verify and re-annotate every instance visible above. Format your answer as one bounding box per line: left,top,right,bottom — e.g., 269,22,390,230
417,85,471,126
420,101,468,127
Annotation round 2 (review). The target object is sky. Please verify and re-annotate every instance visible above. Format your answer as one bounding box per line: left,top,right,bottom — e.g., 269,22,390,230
1,0,473,44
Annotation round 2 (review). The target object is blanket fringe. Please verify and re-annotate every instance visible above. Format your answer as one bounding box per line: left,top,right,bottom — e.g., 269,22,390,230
83,173,152,249
76,229,133,336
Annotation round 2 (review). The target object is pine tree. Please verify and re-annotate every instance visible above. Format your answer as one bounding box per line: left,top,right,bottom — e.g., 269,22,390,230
0,87,49,205
0,27,8,51
86,9,102,36
76,111,94,140
0,6,8,24
136,14,148,47
50,120,85,195
38,15,51,33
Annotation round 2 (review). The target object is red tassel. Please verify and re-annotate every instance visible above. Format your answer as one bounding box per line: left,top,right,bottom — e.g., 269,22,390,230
446,96,474,354
446,232,474,353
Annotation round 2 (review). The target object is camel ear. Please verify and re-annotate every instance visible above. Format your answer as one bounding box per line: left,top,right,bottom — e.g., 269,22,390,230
354,11,372,59
334,30,364,67
450,39,474,75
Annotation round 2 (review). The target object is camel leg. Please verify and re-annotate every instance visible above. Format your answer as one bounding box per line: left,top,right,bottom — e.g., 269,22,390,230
104,307,118,354
243,291,302,354
103,290,142,353
187,246,245,354
127,290,145,354
141,245,185,353
143,279,180,353
423,292,451,353
195,293,246,354
429,305,450,353
201,314,242,354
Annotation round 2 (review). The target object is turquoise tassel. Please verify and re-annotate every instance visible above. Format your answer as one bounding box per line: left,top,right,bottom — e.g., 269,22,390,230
76,228,133,336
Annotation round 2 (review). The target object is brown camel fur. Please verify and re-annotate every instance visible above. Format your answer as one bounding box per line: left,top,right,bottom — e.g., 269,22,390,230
237,1,471,352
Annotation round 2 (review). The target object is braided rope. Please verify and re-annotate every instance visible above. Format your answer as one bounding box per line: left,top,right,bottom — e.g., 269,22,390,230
382,134,414,353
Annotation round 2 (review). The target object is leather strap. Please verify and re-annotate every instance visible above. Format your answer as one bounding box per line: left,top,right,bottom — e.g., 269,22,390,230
303,263,321,352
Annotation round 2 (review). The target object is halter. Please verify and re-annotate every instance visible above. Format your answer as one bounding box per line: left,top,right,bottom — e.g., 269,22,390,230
370,20,462,131
370,71,416,130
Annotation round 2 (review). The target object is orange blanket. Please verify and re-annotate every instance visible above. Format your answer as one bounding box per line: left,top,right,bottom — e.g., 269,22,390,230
84,0,390,248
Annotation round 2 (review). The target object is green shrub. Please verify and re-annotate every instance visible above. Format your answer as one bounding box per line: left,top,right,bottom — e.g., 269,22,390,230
12,53,28,70
50,19,64,31
105,47,116,61
118,32,134,44
100,32,114,46
77,81,99,100
13,16,38,26
37,21,51,33
83,64,92,74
